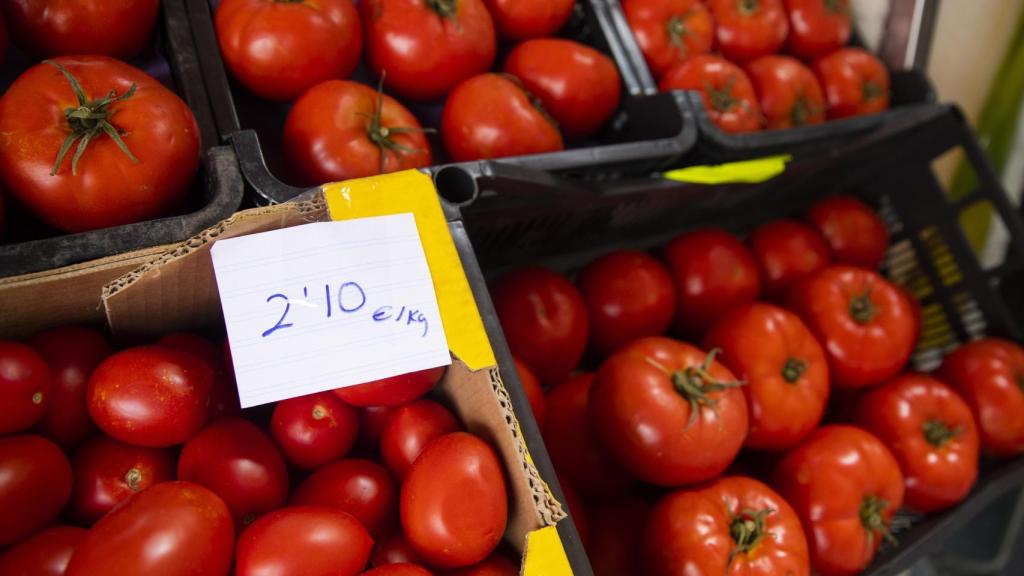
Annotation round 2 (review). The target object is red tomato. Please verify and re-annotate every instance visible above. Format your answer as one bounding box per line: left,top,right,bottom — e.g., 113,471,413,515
0,340,51,435
503,39,621,139
0,435,73,546
401,433,508,569
542,373,633,500
69,436,175,525
272,392,359,470
748,219,831,301
774,425,904,576
512,359,546,427
442,74,565,162
0,56,199,233
334,367,446,407
787,266,916,388
235,506,373,576
708,0,789,62
491,267,588,386
660,55,763,134
577,250,676,356
284,80,432,186
158,332,241,421
0,525,86,576
662,228,762,338
704,303,830,451
854,373,979,512
291,459,398,540
483,0,575,40
443,555,518,576
177,417,290,529
589,337,749,486
88,346,212,447
372,532,423,567
806,195,890,269
745,55,826,129
2,0,158,59
360,405,398,450
646,476,809,576
939,339,1024,456
623,0,714,78
361,0,496,101
363,564,433,576
557,474,588,544
380,399,461,480
586,498,651,576
813,48,890,119
785,0,852,59
215,0,362,102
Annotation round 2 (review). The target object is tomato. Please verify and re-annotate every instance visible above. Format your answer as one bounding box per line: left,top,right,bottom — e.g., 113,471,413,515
360,405,398,451
938,339,1024,456
363,564,433,576
704,303,829,451
662,228,762,338
744,55,826,129
589,337,749,486
577,250,676,357
586,498,651,576
442,74,565,162
361,0,496,101
0,340,51,435
380,399,461,480
443,555,518,576
0,525,86,576
853,373,979,512
2,0,158,59
805,195,890,269
512,359,546,427
748,219,831,301
0,435,73,546
491,267,588,386
372,532,423,567
812,48,890,119
401,432,508,569
785,0,851,59
708,0,789,62
660,55,763,134
503,39,621,139
235,506,373,576
284,80,432,186
334,367,446,407
291,459,398,540
158,332,241,421
623,0,714,79
787,266,916,388
272,392,359,470
483,0,574,40
774,425,904,576
69,436,175,525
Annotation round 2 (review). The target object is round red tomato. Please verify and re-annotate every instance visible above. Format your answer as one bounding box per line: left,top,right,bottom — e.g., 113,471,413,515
291,459,397,540
787,266,916,388
513,358,546,427
69,436,175,525
444,554,519,576
623,0,714,78
662,228,762,338
88,346,212,447
0,340,51,435
364,564,433,576
158,333,240,421
503,39,621,139
284,80,432,186
704,302,829,451
745,55,826,129
0,435,73,546
442,74,565,162
272,392,359,470
0,525,86,576
854,373,979,512
360,405,398,451
785,0,851,59
215,0,362,102
334,366,446,407
813,48,890,119
577,250,676,357
589,337,749,486
236,506,373,576
2,0,158,59
401,432,508,569
806,195,890,269
361,0,496,101
178,417,290,529
646,476,809,576
380,399,461,480
939,339,1024,456
586,498,651,576
748,218,831,301
372,532,423,567
708,0,789,62
483,0,574,40
660,55,763,134
774,425,904,576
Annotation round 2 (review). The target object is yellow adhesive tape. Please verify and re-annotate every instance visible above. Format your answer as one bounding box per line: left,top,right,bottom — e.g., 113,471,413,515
663,154,792,184
524,526,574,576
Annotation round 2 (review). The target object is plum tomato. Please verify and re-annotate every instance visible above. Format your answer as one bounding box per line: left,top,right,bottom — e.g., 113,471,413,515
334,366,446,407
235,506,373,576
0,525,86,576
0,340,51,435
291,458,398,540
158,332,240,421
69,436,175,525
0,435,73,546
380,399,461,481
272,392,359,470
372,532,423,567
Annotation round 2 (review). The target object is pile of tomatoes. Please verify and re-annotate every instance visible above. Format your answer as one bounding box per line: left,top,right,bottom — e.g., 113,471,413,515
492,193,1024,576
0,330,519,575
623,0,891,133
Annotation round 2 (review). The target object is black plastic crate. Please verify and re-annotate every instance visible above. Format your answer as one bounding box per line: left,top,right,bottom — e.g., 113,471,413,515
0,0,244,279
184,0,697,206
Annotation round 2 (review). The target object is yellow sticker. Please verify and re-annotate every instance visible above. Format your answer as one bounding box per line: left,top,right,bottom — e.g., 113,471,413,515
524,526,575,576
663,154,792,184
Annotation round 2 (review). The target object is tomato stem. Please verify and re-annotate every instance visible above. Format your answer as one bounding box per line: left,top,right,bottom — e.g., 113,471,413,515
705,76,742,113
859,494,897,548
666,14,691,59
670,348,746,429
727,507,772,569
923,419,962,448
125,468,143,491
849,293,877,324
738,0,760,16
790,96,820,127
825,0,849,15
360,74,434,175
31,391,43,405
312,405,327,420
863,81,886,102
781,358,807,383
426,0,458,22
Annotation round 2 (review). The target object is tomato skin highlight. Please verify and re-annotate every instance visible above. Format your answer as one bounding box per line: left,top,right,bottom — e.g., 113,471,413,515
272,391,359,470
0,525,86,576
235,506,373,576
806,195,890,270
0,434,73,546
0,339,51,435
69,435,176,525
334,366,445,407
623,0,714,79
483,0,575,40
2,0,159,59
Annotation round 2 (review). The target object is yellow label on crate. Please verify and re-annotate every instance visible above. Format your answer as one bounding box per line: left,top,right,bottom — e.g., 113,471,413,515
664,154,792,184
524,526,575,576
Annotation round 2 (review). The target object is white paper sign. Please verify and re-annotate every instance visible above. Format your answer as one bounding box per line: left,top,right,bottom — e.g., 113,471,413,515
210,214,451,408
